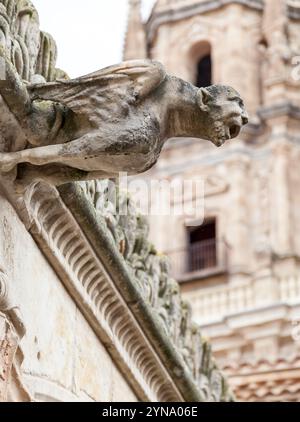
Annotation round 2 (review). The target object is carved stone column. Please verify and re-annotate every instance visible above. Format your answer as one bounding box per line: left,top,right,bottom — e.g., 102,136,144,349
262,0,293,106
217,4,261,114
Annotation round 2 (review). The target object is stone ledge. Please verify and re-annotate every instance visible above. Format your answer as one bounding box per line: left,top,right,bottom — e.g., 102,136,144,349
178,266,228,283
258,102,300,121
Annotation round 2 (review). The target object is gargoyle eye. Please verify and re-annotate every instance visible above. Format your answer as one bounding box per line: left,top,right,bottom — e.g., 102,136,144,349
229,96,244,107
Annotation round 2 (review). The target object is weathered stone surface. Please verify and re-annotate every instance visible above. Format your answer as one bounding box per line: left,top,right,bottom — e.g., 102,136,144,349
73,311,138,402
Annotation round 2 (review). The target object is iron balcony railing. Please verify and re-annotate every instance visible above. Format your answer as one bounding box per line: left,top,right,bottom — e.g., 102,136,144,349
166,238,228,278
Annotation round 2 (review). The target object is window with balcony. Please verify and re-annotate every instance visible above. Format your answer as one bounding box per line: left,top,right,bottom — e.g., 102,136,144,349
166,217,228,279
187,218,217,272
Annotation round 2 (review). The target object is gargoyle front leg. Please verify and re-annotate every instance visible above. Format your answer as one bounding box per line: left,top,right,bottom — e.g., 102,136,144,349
0,133,107,172
16,163,116,188
0,143,69,172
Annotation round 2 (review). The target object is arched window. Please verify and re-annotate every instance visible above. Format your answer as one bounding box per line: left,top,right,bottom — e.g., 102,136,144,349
189,41,212,88
196,54,212,87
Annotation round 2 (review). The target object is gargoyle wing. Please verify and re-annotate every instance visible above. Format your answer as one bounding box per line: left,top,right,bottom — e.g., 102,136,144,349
28,60,166,127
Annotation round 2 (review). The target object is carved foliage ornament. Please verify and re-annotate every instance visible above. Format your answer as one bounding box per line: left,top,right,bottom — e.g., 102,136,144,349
80,180,233,401
0,0,62,82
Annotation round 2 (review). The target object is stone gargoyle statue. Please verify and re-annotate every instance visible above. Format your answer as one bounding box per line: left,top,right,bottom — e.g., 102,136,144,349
0,46,248,185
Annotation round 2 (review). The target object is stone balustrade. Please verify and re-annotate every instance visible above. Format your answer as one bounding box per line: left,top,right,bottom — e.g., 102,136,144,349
279,275,300,303
191,276,300,324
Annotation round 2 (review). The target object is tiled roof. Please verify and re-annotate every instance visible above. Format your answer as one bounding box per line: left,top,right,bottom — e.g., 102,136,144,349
223,354,300,375
236,378,300,402
221,353,300,401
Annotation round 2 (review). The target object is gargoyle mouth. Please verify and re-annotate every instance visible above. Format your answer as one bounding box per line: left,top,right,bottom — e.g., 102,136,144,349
229,124,241,139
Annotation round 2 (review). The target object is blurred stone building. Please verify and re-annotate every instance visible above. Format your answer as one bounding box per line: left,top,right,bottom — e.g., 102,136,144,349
124,0,300,401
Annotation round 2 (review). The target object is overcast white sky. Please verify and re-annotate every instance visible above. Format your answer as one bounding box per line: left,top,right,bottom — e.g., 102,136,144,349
33,0,156,78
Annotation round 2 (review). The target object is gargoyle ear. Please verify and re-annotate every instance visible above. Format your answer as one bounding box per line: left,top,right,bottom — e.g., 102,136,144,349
197,87,213,112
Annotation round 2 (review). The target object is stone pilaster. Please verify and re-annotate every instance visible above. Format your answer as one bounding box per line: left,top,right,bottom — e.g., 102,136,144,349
261,0,292,105
216,4,261,115
225,154,251,282
270,138,292,257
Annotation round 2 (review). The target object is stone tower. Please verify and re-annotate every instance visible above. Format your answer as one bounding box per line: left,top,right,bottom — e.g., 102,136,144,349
124,0,300,401
124,0,147,60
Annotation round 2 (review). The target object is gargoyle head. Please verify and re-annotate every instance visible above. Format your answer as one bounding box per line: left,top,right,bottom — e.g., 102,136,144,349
197,85,248,147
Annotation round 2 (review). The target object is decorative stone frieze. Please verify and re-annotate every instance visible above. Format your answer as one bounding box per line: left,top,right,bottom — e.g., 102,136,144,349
0,0,63,83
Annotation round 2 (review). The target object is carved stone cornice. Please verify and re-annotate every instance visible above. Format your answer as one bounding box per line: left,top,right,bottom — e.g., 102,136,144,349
10,181,192,401
147,0,300,44
147,0,264,43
